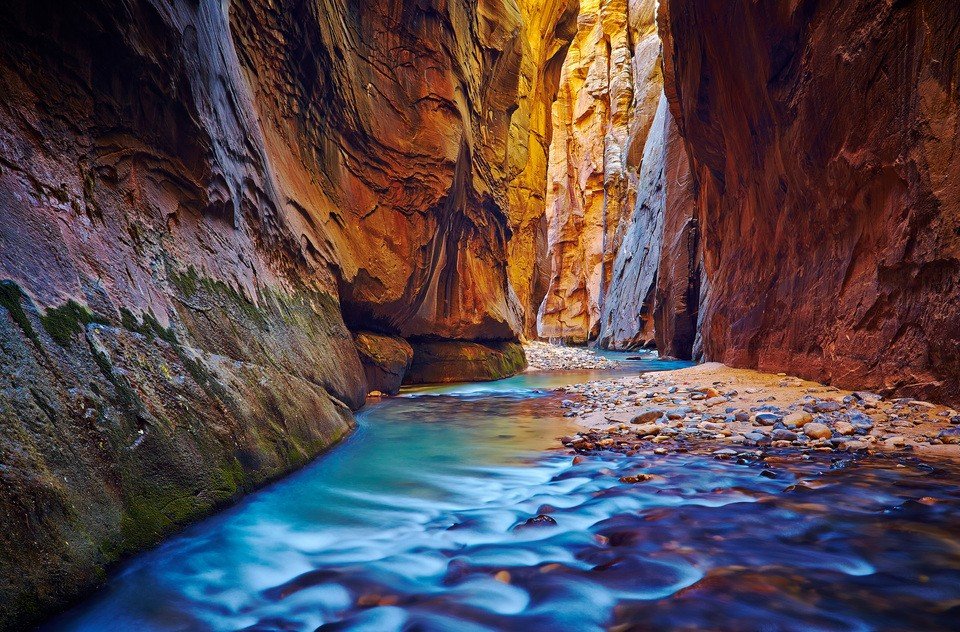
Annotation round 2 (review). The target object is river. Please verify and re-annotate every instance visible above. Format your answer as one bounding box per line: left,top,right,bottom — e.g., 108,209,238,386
45,353,960,631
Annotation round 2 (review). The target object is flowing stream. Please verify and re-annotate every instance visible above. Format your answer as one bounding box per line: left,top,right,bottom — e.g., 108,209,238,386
46,354,960,631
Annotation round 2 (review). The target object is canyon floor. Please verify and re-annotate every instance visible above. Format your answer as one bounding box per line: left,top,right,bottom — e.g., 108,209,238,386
524,344,960,461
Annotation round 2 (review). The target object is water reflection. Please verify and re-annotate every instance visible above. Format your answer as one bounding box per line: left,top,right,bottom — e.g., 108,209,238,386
45,354,960,631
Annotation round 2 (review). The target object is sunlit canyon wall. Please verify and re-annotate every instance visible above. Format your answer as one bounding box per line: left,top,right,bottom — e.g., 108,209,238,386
0,0,574,625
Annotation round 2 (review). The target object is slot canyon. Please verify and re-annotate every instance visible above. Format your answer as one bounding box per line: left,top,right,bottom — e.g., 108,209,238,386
1,0,959,630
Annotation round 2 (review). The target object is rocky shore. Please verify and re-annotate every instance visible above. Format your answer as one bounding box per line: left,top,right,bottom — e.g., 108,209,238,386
556,363,960,459
524,341,621,371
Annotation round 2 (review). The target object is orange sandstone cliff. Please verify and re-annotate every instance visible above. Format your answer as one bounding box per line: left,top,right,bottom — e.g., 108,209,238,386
0,0,574,625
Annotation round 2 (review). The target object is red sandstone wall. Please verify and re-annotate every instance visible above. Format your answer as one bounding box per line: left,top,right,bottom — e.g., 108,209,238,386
658,0,960,402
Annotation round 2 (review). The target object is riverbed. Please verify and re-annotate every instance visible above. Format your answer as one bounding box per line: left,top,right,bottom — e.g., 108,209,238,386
45,354,960,631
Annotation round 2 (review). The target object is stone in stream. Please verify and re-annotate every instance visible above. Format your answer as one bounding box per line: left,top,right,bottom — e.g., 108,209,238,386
813,400,843,413
634,423,661,437
619,474,654,484
771,428,798,442
853,391,882,403
704,396,727,407
835,421,855,436
513,514,558,531
804,423,832,440
847,412,875,432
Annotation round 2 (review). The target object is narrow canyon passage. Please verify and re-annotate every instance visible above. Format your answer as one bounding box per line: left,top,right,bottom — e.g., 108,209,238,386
1,0,959,629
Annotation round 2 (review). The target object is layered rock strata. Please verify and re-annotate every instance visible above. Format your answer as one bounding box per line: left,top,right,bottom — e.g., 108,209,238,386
652,115,703,360
537,0,663,342
658,0,960,402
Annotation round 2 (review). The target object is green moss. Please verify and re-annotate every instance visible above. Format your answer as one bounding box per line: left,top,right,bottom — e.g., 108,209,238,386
167,266,199,298
40,301,108,346
119,307,139,332
214,456,246,496
203,277,265,325
140,311,178,345
117,307,174,345
0,281,40,347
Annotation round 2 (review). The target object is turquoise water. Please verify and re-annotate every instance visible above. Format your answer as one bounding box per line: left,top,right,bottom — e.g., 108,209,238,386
45,353,960,631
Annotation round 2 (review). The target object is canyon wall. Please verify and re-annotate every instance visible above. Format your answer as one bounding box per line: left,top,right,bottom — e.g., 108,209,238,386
659,0,960,401
506,0,580,338
0,0,571,626
596,94,668,349
537,0,662,342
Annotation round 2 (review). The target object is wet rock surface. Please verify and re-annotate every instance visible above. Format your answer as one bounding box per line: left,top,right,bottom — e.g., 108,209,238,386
0,0,569,626
44,371,960,632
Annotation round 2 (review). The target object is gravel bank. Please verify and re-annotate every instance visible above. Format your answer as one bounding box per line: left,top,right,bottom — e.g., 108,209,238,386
554,363,960,459
524,341,620,371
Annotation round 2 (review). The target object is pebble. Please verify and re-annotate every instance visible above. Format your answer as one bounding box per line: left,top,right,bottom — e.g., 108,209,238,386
835,421,855,436
631,410,663,425
938,428,960,444
804,423,832,440
554,360,955,460
753,412,780,426
847,411,875,429
634,423,661,437
513,514,558,531
813,400,843,413
771,428,798,442
784,411,813,427
619,474,654,484
524,341,619,371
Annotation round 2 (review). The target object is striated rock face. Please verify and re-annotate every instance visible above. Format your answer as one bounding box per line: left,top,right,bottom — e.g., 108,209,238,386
506,0,580,338
0,0,573,626
659,0,960,402
652,115,703,360
232,0,558,341
596,94,668,349
538,0,662,342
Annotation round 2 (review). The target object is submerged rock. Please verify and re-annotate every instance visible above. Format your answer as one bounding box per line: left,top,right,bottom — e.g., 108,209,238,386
513,514,559,531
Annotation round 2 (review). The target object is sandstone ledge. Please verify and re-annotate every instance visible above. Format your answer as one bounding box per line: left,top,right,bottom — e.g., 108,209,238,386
404,340,527,385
